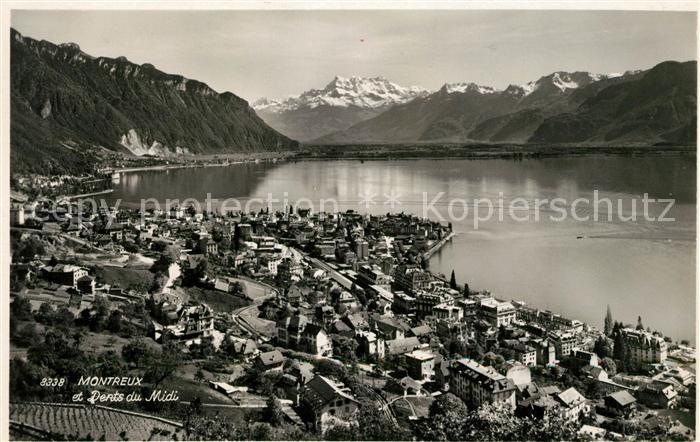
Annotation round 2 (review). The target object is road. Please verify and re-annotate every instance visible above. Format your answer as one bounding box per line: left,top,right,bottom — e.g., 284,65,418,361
231,278,277,340
180,401,266,409
422,231,456,260
292,247,356,290
366,387,398,424
11,227,112,254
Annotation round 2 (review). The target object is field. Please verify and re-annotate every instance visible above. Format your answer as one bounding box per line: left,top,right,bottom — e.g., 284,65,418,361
185,286,250,313
77,330,161,355
9,402,183,441
160,376,234,406
657,408,696,430
93,266,155,291
391,395,434,426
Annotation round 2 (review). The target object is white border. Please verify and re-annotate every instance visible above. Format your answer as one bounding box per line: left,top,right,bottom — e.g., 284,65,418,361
0,2,697,441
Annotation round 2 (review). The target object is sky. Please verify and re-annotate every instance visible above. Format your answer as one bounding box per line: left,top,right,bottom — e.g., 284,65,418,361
11,9,698,102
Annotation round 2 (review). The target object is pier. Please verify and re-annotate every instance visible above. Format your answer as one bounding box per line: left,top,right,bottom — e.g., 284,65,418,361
422,230,456,260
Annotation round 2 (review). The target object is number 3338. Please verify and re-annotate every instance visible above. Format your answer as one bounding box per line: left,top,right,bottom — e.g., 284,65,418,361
40,378,66,387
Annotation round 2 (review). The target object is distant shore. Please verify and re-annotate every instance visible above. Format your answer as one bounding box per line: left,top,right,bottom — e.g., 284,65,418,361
292,143,697,161
113,143,696,172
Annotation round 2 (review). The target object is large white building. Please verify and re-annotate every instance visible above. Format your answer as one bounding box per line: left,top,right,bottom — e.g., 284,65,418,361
621,328,667,365
448,358,516,409
478,297,517,327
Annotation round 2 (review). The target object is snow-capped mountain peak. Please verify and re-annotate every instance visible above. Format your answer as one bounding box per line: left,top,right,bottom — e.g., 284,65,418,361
537,71,613,93
254,76,430,112
442,82,498,95
251,97,283,111
501,71,616,98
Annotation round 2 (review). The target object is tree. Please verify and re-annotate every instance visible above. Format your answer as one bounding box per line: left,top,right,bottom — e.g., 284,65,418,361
27,330,88,387
636,315,644,330
144,349,181,388
12,323,40,347
122,339,154,365
464,283,470,295
11,296,33,320
415,401,583,441
604,305,613,336
263,395,284,427
481,352,505,371
18,237,46,261
600,357,617,376
593,336,612,358
233,225,241,251
54,306,76,328
97,351,126,377
326,402,411,441
35,302,57,324
613,328,630,372
106,310,122,333
449,270,458,290
429,393,467,417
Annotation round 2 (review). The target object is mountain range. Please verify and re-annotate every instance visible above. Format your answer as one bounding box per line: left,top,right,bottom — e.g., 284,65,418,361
253,76,429,141
313,63,696,145
10,28,297,174
10,29,696,175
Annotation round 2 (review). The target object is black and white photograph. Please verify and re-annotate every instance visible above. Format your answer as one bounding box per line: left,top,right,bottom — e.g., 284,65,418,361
2,2,698,441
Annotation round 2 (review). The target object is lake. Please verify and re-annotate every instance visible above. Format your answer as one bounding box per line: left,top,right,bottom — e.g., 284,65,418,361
111,155,696,342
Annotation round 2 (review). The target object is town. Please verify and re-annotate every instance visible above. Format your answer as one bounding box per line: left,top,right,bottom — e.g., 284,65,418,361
8,188,697,441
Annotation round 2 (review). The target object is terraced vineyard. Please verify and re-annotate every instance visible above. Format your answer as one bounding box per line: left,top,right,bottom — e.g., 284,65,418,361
10,402,184,441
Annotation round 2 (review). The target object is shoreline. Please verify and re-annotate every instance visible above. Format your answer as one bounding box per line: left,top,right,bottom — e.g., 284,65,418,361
291,144,696,161
423,231,456,261
59,188,114,201
98,146,696,177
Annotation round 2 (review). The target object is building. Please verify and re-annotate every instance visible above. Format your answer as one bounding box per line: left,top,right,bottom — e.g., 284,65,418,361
504,341,537,367
41,264,88,288
393,264,430,294
301,376,360,433
255,350,286,373
237,223,253,240
277,258,303,286
314,241,336,260
415,292,452,319
355,240,369,261
385,337,421,356
604,390,637,415
404,349,435,381
532,338,556,366
76,275,95,294
158,304,214,345
433,303,464,321
372,315,409,340
10,203,24,226
392,291,416,314
261,254,283,275
448,358,517,409
548,330,578,360
501,361,532,388
554,387,588,421
637,381,679,408
516,305,582,331
479,298,517,327
356,330,385,359
620,328,667,365
358,265,391,288
301,324,333,357
277,315,309,347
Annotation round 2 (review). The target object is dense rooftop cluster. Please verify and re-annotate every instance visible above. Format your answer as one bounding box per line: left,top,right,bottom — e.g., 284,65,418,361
8,191,696,440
